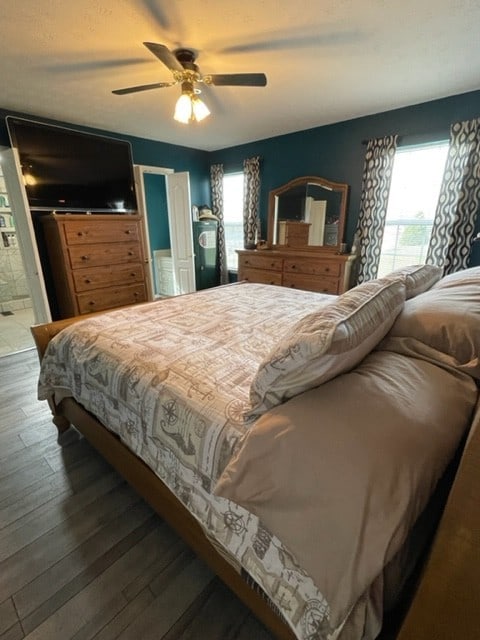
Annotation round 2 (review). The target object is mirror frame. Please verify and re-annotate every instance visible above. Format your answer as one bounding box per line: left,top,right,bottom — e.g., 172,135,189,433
267,175,349,252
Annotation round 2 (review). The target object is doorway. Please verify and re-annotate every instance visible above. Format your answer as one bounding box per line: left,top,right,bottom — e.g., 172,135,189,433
0,162,35,355
134,165,196,297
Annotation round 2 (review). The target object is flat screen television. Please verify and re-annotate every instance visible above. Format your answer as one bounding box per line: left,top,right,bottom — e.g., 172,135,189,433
6,116,137,213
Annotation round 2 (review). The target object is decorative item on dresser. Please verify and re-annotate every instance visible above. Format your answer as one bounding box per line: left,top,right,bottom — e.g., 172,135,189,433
237,175,355,294
41,213,150,319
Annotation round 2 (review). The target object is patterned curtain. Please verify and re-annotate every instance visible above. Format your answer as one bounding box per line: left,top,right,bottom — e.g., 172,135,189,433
426,118,480,274
243,156,261,247
354,135,398,283
210,163,228,284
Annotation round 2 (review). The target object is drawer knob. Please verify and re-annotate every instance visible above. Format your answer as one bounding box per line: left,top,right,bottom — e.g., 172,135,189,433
130,272,136,277
270,262,276,267
85,278,91,284
291,264,296,269
77,231,85,237
81,255,89,261
125,229,131,234
128,251,134,256
245,260,250,266
290,284,296,288
325,267,330,273
88,301,95,306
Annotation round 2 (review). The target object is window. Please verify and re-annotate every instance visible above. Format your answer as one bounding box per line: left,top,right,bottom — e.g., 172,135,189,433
223,172,244,271
377,142,449,277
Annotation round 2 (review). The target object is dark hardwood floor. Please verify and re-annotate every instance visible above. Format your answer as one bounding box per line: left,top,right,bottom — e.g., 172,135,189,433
0,349,273,640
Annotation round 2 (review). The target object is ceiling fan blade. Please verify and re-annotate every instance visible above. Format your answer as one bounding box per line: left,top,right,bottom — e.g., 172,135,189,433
143,42,184,72
206,73,267,87
112,81,175,95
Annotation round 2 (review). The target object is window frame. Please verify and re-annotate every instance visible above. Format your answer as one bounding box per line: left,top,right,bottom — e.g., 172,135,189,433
377,139,449,277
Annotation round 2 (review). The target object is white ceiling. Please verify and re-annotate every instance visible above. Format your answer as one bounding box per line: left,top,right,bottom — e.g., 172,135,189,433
1,0,479,152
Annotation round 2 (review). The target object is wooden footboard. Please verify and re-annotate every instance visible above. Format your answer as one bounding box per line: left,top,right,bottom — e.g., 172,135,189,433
32,315,91,432
31,314,101,361
30,316,297,640
397,396,480,640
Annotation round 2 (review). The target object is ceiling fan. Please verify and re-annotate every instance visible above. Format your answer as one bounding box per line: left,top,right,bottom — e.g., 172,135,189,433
112,42,267,123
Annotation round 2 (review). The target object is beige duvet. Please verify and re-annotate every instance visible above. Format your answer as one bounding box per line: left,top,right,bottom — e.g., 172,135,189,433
215,350,478,634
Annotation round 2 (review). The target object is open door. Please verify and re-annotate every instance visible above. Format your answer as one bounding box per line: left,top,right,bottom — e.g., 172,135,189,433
134,166,196,297
165,172,196,294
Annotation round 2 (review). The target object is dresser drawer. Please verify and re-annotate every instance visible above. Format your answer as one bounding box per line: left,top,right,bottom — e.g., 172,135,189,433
240,254,283,271
283,273,339,295
241,267,283,286
283,258,340,277
77,283,147,314
63,220,140,245
68,243,142,269
72,263,145,292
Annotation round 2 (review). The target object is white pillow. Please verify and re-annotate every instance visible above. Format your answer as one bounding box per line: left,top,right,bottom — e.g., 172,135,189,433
247,278,406,419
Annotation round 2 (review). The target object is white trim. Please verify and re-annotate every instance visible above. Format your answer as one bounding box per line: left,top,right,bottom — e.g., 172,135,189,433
0,147,51,323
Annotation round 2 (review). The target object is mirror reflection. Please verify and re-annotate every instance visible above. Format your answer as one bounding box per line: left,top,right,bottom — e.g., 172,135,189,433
269,176,348,251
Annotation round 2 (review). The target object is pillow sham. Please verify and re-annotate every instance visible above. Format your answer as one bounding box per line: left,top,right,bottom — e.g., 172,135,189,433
380,279,480,379
247,277,406,419
383,264,443,299
431,265,480,290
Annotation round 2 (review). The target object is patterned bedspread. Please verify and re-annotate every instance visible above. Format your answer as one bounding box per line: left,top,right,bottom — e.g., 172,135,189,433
38,283,338,639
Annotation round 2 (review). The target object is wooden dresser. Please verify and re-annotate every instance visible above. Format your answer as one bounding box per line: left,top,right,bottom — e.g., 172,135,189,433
42,213,149,318
237,248,355,294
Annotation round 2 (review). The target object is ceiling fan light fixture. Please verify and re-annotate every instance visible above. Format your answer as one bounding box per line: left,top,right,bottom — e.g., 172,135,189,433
113,43,265,123
21,163,37,186
191,95,210,122
174,93,193,124
174,91,210,124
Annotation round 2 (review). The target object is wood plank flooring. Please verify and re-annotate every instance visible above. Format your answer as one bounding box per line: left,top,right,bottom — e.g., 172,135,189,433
0,349,274,640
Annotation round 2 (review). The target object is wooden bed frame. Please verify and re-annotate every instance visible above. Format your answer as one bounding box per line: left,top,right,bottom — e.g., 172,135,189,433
31,313,480,640
31,314,296,640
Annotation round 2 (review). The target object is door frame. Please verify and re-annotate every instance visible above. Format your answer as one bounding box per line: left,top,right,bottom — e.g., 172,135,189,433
0,146,51,323
133,164,174,300
134,165,195,296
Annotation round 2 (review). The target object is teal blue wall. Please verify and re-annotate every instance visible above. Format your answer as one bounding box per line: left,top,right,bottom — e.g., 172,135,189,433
209,89,480,266
143,173,170,251
2,88,480,267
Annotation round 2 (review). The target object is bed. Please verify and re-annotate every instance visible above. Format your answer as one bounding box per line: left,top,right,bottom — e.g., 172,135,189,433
32,270,480,640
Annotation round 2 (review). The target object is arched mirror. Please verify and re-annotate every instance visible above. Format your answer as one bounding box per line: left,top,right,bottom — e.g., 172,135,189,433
267,176,349,252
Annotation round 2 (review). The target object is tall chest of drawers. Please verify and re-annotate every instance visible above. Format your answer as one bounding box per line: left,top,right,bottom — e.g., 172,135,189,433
42,213,150,318
237,248,356,295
